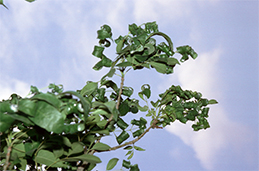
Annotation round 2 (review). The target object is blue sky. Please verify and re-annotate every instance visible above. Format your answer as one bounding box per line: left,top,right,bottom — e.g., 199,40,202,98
0,0,258,170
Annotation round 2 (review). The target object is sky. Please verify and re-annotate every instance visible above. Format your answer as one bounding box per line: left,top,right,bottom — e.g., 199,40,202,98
0,0,258,171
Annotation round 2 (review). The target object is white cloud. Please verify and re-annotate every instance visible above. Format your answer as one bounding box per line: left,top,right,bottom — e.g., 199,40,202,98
132,0,192,24
164,49,252,170
0,74,30,100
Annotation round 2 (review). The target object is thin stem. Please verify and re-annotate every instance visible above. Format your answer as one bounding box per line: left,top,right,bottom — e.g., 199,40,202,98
3,146,11,171
103,119,159,152
116,72,124,109
105,71,125,128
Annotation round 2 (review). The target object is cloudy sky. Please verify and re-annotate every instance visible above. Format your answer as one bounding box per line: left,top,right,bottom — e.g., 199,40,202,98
0,0,258,170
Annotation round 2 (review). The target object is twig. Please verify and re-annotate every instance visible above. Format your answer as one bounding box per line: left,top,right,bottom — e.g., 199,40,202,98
105,71,125,128
103,119,159,152
3,146,11,171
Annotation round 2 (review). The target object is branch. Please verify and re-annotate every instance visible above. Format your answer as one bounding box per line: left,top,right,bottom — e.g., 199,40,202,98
103,119,159,152
105,71,124,128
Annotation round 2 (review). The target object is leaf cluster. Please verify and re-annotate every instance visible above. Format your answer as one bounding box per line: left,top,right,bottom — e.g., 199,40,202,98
0,22,217,171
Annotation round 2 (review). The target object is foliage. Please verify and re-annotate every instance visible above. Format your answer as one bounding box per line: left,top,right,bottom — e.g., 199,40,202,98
0,21,217,171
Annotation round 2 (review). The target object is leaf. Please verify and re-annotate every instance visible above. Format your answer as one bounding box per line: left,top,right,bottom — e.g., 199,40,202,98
90,129,110,135
116,62,132,67
0,112,15,132
122,86,134,97
117,118,129,130
104,101,119,121
7,113,34,125
133,146,145,151
24,141,40,157
93,56,112,70
29,101,64,134
64,154,102,164
18,99,36,116
116,38,124,54
123,146,133,150
31,93,62,108
167,58,180,66
127,152,134,160
92,46,105,58
68,142,84,156
62,91,91,121
144,21,158,33
119,100,130,116
97,24,112,40
208,99,218,104
35,150,66,168
0,101,17,113
25,0,36,2
116,131,130,144
106,158,119,170
130,164,140,171
53,148,64,158
122,160,131,169
91,142,111,151
149,61,167,74
80,81,98,96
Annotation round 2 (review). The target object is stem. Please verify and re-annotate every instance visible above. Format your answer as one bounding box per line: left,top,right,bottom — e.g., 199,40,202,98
105,71,125,128
103,119,159,152
116,72,124,109
3,146,11,171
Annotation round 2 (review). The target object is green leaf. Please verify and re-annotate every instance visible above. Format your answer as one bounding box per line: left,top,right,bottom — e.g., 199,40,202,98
129,23,139,36
80,81,98,96
92,46,105,58
144,21,158,33
91,142,111,151
149,61,167,74
116,131,130,144
35,150,66,168
24,141,40,157
104,101,119,121
116,38,124,54
130,164,140,171
116,62,132,67
0,112,15,132
18,99,36,116
64,154,102,164
62,91,91,121
167,58,180,66
7,113,34,126
90,129,110,135
97,24,112,40
107,68,116,77
106,158,119,170
139,84,151,99
122,160,131,169
25,0,36,2
0,101,17,113
93,56,112,70
123,146,133,150
68,142,84,156
208,99,218,104
101,80,118,91
144,43,155,55
122,86,134,97
29,101,64,134
127,152,134,160
53,148,64,158
117,118,129,130
119,100,130,116
31,93,62,108
133,146,145,151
